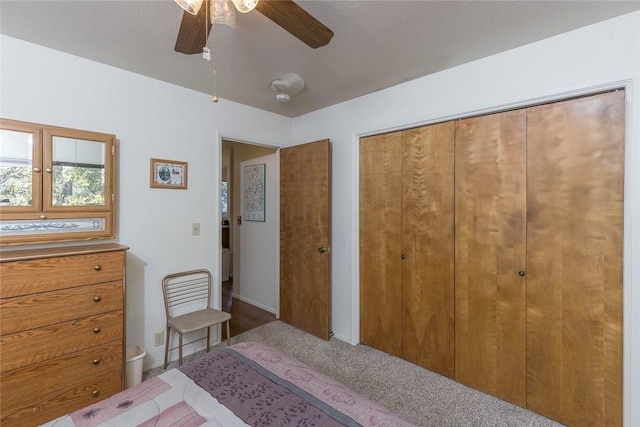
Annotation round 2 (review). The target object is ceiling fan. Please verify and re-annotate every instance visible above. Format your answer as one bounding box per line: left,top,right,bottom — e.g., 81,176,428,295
174,0,334,55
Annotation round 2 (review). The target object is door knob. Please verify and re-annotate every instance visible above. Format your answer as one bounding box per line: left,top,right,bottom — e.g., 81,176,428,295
401,254,406,260
318,246,327,254
518,271,526,277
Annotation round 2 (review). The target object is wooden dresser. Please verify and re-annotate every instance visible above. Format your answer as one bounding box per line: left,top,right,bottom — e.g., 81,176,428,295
0,243,128,426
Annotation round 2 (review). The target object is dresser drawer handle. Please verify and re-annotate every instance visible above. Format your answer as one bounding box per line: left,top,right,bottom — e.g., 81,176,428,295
92,359,101,366
94,265,102,271
93,296,102,302
92,390,100,398
93,328,101,334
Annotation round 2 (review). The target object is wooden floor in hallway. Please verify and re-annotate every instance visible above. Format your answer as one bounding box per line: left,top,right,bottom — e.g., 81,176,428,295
221,278,276,341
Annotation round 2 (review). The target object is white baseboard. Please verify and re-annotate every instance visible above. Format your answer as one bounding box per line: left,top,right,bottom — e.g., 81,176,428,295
232,293,276,314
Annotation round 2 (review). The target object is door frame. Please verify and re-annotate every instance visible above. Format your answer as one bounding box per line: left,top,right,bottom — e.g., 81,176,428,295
216,131,282,318
350,79,633,419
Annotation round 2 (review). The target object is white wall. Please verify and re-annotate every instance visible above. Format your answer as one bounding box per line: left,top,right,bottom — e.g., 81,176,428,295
291,10,640,426
0,35,291,369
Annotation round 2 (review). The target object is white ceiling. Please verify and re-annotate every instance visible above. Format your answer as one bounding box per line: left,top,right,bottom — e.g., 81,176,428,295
2,1,640,118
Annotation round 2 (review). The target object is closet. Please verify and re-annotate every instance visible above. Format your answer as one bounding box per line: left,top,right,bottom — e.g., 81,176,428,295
360,90,624,426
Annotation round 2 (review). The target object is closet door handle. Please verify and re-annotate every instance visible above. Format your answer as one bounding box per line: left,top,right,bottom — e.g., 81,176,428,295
318,246,327,254
518,271,526,277
401,254,406,260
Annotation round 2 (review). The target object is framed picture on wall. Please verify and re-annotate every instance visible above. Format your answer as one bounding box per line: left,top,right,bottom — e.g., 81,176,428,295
150,158,188,189
244,163,266,222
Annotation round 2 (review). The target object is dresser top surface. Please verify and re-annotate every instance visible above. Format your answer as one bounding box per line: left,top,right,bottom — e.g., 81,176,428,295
0,243,129,263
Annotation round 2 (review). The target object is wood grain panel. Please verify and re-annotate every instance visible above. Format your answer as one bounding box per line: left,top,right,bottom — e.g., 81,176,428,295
455,109,527,406
526,90,624,426
1,311,123,372
0,281,123,335
0,342,122,417
280,139,331,340
359,131,403,357
0,250,124,298
400,122,455,377
0,370,122,427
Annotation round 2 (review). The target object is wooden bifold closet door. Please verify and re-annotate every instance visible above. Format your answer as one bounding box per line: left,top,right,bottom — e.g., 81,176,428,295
525,91,624,426
360,122,455,377
454,108,528,407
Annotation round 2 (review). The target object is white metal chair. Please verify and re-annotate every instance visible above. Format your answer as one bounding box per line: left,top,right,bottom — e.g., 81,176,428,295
162,269,231,368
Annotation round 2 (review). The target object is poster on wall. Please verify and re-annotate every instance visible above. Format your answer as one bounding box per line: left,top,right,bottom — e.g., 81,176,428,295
244,163,266,222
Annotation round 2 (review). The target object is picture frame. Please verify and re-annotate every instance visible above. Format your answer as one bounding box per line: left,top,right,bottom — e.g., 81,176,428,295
150,158,188,189
244,163,266,222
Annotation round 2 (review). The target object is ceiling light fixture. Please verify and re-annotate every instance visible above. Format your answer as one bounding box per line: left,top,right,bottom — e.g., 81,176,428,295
175,0,204,15
175,0,258,16
230,0,259,13
211,0,236,28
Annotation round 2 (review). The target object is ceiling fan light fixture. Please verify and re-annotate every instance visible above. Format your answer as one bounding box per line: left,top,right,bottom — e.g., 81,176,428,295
175,0,204,15
231,0,259,14
211,0,236,28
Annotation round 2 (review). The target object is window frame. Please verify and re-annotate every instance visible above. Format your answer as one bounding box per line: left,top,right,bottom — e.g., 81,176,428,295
0,118,116,246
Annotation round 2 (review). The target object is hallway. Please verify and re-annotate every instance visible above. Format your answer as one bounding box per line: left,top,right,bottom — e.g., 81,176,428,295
221,278,276,340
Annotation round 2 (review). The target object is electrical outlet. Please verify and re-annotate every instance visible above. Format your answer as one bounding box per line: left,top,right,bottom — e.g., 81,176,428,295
192,222,200,236
154,331,164,347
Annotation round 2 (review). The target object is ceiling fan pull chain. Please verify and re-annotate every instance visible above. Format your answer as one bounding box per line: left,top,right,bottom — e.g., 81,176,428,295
212,9,219,103
202,0,212,61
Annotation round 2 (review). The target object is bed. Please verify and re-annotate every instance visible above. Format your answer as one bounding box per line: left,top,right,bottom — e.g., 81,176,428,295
44,341,414,426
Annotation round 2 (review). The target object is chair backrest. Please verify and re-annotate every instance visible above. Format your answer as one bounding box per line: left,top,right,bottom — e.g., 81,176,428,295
162,269,213,320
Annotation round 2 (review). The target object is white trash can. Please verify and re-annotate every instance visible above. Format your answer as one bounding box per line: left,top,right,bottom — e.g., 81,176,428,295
222,248,232,281
125,345,146,388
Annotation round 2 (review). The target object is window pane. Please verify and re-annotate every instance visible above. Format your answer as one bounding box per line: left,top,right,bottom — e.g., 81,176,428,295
0,129,33,207
52,136,105,206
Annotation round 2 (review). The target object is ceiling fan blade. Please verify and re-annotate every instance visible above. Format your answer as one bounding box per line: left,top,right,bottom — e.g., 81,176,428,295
175,7,212,54
255,0,333,49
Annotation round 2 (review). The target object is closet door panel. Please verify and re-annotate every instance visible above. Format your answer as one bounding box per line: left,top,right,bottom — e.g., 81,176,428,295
359,132,403,357
526,91,624,426
455,110,527,406
400,122,455,378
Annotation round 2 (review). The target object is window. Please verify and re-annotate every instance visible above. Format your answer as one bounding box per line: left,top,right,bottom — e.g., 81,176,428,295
0,119,116,245
221,180,228,220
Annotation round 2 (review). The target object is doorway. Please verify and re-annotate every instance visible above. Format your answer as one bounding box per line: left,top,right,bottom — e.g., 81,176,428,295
220,139,277,339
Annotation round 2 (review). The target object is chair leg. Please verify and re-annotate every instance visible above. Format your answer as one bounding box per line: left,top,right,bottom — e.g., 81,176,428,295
178,333,183,367
226,320,231,346
206,326,211,352
164,325,171,369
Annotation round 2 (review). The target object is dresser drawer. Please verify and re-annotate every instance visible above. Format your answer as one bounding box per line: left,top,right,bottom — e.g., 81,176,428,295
0,342,122,419
0,251,124,298
0,370,122,427
1,311,123,372
0,281,123,335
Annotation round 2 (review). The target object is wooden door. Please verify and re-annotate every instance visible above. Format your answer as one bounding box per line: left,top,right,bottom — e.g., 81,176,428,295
280,139,332,340
400,122,455,377
526,91,624,426
359,131,403,357
455,109,528,406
